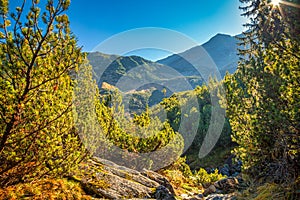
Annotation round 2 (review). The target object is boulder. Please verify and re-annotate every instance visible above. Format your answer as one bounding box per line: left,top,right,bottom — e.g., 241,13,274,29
72,157,175,199
154,185,176,200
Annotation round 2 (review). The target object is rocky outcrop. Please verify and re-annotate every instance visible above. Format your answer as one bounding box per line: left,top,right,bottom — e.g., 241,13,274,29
200,177,242,199
69,157,245,199
72,157,175,199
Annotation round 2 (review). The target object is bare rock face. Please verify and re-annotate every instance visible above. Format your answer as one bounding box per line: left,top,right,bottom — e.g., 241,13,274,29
72,157,175,199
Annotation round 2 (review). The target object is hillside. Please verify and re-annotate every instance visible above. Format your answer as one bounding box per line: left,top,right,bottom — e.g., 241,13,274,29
87,52,204,92
158,33,239,77
87,34,239,95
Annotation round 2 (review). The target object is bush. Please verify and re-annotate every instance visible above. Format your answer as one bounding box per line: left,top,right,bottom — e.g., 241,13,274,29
0,0,88,187
195,168,226,185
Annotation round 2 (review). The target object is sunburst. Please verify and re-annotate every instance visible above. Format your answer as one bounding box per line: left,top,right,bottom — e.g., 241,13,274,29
271,0,281,6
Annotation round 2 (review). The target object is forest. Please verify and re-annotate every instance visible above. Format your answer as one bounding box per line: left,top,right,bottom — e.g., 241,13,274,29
0,0,299,199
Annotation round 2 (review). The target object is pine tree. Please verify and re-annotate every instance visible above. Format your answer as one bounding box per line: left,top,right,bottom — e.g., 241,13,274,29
0,0,87,186
94,89,184,170
225,0,300,186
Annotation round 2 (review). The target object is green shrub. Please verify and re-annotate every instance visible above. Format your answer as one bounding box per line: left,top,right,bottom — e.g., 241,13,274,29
195,168,226,185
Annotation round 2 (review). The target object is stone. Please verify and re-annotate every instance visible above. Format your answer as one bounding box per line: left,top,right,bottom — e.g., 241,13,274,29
205,193,237,200
72,157,176,199
142,169,175,195
203,185,217,196
214,178,239,193
181,193,189,199
218,165,230,176
154,185,175,200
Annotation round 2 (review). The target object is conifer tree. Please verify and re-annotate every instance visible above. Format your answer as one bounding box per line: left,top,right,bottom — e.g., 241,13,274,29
225,0,300,186
0,0,87,186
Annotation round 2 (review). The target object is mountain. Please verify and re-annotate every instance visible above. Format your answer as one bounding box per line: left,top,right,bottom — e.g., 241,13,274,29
87,52,204,91
86,33,239,99
87,52,204,114
157,33,239,77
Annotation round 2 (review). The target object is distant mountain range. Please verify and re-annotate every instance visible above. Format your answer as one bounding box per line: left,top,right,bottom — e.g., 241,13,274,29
158,33,239,77
87,33,239,92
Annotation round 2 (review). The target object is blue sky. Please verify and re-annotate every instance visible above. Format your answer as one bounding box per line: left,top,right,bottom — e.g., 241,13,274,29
9,0,248,60
67,0,247,60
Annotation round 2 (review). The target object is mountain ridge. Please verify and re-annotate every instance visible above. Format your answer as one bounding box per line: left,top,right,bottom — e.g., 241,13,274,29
86,33,240,93
157,33,239,77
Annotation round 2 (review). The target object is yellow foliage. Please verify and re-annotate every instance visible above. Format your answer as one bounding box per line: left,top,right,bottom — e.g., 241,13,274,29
159,169,203,196
0,178,91,200
195,168,226,185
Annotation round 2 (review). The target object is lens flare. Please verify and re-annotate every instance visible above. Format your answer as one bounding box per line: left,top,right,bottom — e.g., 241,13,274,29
272,0,281,6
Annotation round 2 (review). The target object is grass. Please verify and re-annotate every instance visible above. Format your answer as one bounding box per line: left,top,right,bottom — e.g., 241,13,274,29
0,178,91,200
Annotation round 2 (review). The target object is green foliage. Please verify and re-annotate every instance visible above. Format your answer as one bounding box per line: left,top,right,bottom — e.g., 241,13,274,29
0,0,8,15
194,168,226,185
188,146,233,169
160,158,226,196
127,92,150,115
73,59,100,155
0,0,88,187
94,90,184,170
163,156,193,177
238,182,298,200
160,169,203,196
160,84,232,157
225,0,300,185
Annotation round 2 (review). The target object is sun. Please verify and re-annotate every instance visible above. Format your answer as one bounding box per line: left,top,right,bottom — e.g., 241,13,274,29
271,0,281,6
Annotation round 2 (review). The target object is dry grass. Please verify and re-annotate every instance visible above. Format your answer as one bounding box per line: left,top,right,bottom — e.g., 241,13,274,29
0,178,91,200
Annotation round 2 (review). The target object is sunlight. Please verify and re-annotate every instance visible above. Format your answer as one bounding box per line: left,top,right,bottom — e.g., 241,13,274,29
280,0,300,9
271,0,281,6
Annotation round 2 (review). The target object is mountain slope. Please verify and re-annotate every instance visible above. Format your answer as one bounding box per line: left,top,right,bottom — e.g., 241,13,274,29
86,33,239,93
157,33,239,77
87,52,203,91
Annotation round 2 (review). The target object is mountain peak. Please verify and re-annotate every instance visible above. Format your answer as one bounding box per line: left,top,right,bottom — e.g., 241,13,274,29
215,33,232,37
157,33,239,76
203,33,235,47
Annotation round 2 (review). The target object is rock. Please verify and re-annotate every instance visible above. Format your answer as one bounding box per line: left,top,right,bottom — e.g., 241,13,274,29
142,169,175,195
73,157,175,199
187,193,204,200
188,195,204,200
181,193,190,199
154,185,175,200
231,172,239,177
203,185,216,196
214,178,239,193
178,193,204,200
205,193,237,200
218,164,230,176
